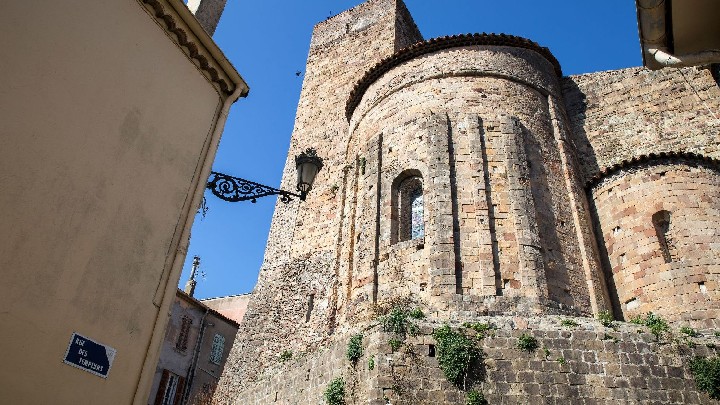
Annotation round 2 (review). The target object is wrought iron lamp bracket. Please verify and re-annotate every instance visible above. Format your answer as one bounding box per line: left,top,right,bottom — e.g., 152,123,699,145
206,171,302,204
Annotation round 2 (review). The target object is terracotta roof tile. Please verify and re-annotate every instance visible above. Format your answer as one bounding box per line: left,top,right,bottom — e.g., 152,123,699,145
585,151,720,189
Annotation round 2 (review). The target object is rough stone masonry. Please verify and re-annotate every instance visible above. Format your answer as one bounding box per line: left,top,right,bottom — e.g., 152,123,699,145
218,0,720,403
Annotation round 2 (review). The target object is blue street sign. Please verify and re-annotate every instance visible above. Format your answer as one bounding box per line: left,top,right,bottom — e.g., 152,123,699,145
62,333,117,379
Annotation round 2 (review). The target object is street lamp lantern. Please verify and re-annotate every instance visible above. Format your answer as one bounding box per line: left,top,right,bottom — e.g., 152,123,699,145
295,148,324,200
206,148,324,204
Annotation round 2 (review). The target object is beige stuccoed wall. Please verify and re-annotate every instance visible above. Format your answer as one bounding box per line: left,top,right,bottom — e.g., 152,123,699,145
0,0,245,403
201,294,251,324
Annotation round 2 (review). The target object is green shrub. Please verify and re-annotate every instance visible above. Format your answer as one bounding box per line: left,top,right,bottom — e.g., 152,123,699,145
409,307,425,319
629,314,644,325
380,308,416,338
681,326,700,338
433,325,481,386
407,322,419,337
557,357,566,365
279,350,293,362
689,356,720,400
324,377,345,405
466,389,488,405
346,334,363,363
517,334,539,352
644,312,669,339
379,307,421,354
389,338,403,352
597,310,615,328
463,322,495,339
560,319,579,327
629,312,670,339
368,355,375,370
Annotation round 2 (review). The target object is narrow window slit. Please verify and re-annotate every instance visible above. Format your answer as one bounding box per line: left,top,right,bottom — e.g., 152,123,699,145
652,210,673,263
305,294,315,322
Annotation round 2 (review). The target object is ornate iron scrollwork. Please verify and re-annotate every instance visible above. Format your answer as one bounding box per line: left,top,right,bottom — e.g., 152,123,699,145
206,172,298,203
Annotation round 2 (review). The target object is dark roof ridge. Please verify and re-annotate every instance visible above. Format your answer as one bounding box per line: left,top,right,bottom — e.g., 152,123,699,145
346,32,562,119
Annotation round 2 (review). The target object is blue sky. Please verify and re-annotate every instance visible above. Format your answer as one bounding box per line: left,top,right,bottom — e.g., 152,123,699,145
179,0,641,299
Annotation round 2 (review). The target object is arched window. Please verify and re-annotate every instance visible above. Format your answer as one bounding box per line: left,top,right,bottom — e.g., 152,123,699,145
652,210,673,263
396,175,424,242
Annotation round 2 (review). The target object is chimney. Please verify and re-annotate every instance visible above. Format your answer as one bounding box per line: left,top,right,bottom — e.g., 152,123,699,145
184,256,200,297
187,0,228,36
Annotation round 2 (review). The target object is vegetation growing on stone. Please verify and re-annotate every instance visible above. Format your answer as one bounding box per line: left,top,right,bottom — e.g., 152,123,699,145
463,322,495,339
368,355,375,370
597,310,615,328
602,333,619,343
379,308,419,338
465,389,488,405
323,377,345,405
389,338,403,352
279,350,293,363
681,326,700,338
346,334,364,364
517,333,539,352
689,356,720,400
560,319,579,327
432,325,482,387
408,307,425,319
379,306,423,352
631,312,670,340
629,314,644,325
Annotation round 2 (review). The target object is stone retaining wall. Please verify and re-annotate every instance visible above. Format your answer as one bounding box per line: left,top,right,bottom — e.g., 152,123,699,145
228,316,719,404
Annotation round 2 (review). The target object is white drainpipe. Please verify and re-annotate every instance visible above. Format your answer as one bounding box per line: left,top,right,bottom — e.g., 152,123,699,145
647,47,720,68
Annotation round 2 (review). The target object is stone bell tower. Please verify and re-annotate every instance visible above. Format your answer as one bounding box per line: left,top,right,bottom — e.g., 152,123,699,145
220,0,424,395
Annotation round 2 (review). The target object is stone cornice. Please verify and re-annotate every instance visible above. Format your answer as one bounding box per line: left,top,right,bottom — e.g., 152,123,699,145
585,151,720,189
346,33,562,119
141,0,248,97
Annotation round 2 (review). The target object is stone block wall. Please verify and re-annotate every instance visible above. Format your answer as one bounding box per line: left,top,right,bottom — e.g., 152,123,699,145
346,43,608,320
562,66,720,184
219,1,720,402
590,159,720,327
224,315,720,404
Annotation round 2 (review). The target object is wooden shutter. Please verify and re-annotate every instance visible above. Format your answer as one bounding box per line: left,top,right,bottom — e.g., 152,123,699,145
154,370,170,405
173,376,186,405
